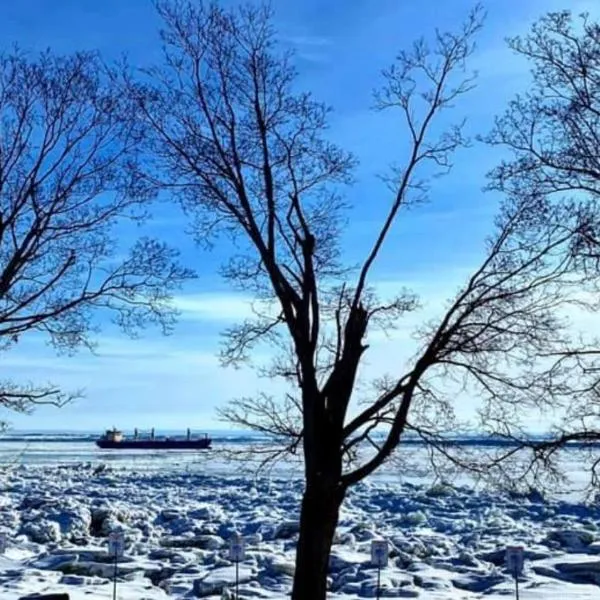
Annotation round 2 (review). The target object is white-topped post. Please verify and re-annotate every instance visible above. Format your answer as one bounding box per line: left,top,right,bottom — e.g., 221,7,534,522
228,532,245,599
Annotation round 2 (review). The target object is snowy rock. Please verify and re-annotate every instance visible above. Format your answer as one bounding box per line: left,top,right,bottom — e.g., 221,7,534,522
547,528,595,549
59,574,108,585
531,564,573,582
331,567,360,591
50,506,92,540
90,506,127,537
58,548,134,564
588,541,600,554
20,495,53,510
265,557,295,577
478,547,553,566
101,516,125,537
148,548,188,561
189,504,225,521
244,532,262,546
159,509,182,521
349,524,376,542
451,572,506,592
553,559,600,584
161,534,224,549
334,531,356,547
21,519,61,544
395,550,416,568
329,548,366,572
412,571,454,591
402,511,427,526
426,483,456,497
359,577,419,598
193,566,254,597
457,550,480,567
392,538,428,559
273,521,299,540
160,516,197,536
161,578,194,595
60,559,141,579
30,553,79,571
197,534,226,550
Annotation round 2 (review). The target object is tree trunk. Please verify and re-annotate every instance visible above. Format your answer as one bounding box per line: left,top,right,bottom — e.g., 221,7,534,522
291,477,345,600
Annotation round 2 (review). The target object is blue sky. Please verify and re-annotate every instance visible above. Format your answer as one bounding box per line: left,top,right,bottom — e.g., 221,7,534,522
0,0,596,432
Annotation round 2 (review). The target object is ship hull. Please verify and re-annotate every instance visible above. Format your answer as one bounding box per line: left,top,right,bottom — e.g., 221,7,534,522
96,439,211,450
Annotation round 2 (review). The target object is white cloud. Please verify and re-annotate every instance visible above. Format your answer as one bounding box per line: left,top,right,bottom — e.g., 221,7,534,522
173,292,282,325
173,293,255,322
9,272,600,433
279,31,334,64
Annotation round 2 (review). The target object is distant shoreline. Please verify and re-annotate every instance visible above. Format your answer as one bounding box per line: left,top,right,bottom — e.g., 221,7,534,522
0,430,597,449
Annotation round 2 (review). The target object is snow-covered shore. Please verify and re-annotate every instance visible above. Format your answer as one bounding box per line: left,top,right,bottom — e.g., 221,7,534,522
0,459,599,599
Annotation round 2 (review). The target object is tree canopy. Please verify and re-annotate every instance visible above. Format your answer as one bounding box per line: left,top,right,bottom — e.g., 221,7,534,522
133,5,600,597
0,49,192,413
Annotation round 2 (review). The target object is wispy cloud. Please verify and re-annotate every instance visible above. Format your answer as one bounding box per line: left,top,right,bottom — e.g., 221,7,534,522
365,270,471,348
173,293,254,321
173,293,282,324
282,34,332,48
3,0,599,433
279,32,334,64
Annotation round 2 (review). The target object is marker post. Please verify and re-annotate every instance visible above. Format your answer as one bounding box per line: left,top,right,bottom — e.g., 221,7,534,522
505,545,524,600
113,549,117,600
370,539,389,600
108,530,125,600
228,533,245,600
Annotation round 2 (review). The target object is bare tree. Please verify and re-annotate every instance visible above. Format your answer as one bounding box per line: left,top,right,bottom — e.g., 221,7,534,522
486,11,600,256
135,3,595,598
0,49,192,415
481,10,600,482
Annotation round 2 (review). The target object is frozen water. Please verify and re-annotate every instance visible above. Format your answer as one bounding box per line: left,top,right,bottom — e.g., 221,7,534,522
0,435,598,598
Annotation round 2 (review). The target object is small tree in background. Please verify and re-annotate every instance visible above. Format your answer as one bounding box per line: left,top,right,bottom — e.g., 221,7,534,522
136,3,600,598
0,49,192,414
488,11,599,206
485,11,600,482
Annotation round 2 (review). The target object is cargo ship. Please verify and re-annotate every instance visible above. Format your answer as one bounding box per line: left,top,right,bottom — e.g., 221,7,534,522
96,428,212,450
